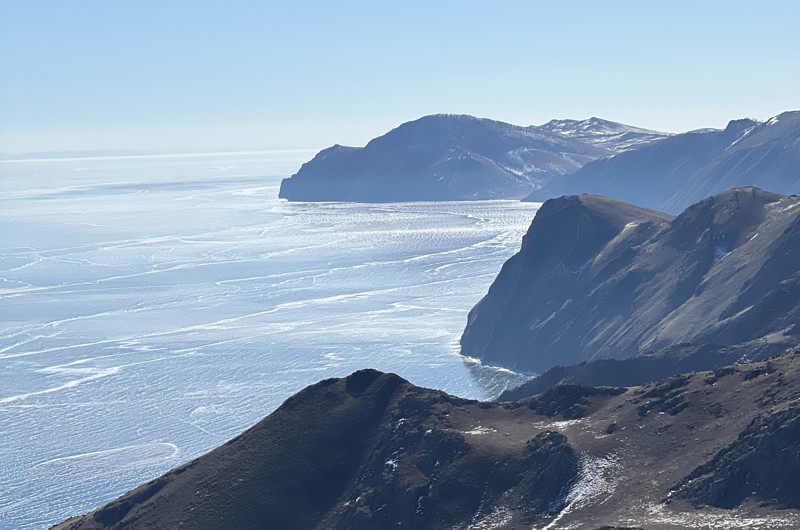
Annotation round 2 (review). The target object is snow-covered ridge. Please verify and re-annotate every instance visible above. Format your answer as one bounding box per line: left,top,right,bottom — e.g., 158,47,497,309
539,117,670,153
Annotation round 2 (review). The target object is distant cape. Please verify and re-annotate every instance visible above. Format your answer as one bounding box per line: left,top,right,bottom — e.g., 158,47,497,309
278,114,665,202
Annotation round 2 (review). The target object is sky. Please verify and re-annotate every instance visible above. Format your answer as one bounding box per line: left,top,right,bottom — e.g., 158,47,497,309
1,1,798,154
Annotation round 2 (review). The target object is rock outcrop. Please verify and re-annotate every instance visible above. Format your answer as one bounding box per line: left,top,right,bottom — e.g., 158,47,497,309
673,403,800,509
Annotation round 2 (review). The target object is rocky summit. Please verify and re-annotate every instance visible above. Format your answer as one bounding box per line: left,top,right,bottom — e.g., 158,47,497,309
55,353,800,529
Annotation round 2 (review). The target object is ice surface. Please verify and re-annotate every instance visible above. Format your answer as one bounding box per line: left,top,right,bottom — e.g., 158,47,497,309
0,153,538,529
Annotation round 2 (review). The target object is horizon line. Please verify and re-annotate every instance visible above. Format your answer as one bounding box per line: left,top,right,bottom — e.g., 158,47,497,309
0,148,322,165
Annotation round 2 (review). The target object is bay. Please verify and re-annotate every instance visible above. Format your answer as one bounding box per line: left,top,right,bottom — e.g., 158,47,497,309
0,152,539,529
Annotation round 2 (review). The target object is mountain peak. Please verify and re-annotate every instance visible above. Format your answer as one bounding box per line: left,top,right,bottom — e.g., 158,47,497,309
419,112,482,121
724,117,759,135
534,193,671,233
697,185,782,204
666,187,787,249
407,113,486,126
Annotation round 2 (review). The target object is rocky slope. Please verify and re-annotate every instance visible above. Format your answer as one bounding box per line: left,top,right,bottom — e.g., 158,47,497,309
461,187,800,374
55,353,800,529
528,111,800,213
664,111,800,212
278,114,609,202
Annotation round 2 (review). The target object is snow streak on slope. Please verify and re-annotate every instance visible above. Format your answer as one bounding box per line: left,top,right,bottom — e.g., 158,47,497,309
539,453,621,530
540,117,669,152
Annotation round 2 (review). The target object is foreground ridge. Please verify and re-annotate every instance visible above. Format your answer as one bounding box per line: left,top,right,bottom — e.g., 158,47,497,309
55,353,800,529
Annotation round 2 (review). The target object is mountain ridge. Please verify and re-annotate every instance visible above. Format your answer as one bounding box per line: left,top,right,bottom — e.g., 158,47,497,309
278,110,799,206
461,187,800,374
54,352,800,529
539,116,670,152
529,111,800,212
278,114,662,202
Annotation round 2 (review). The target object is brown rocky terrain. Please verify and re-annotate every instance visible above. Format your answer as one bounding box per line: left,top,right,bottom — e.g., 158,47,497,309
55,352,800,530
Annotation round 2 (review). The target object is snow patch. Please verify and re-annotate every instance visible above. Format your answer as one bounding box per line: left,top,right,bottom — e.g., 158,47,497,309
642,502,800,529
536,418,583,431
463,426,497,436
537,453,621,530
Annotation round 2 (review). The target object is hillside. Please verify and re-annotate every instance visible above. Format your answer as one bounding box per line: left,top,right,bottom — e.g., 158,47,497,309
55,353,800,529
528,111,800,213
664,111,800,211
461,188,800,373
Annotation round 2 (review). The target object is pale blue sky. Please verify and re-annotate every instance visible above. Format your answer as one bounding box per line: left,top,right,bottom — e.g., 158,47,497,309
1,1,798,154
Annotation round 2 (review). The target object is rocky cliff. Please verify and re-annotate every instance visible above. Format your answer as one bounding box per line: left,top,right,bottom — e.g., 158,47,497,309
461,187,800,373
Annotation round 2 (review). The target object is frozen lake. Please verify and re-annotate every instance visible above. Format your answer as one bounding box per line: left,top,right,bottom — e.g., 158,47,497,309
0,152,539,529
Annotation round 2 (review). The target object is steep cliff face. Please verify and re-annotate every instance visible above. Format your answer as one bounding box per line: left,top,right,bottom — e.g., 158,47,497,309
55,353,800,530
461,188,800,373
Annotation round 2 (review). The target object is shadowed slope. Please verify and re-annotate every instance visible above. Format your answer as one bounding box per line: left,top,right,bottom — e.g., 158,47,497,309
461,188,800,374
529,111,800,213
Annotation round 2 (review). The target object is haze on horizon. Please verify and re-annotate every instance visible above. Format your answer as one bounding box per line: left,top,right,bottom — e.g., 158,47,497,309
1,0,798,155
